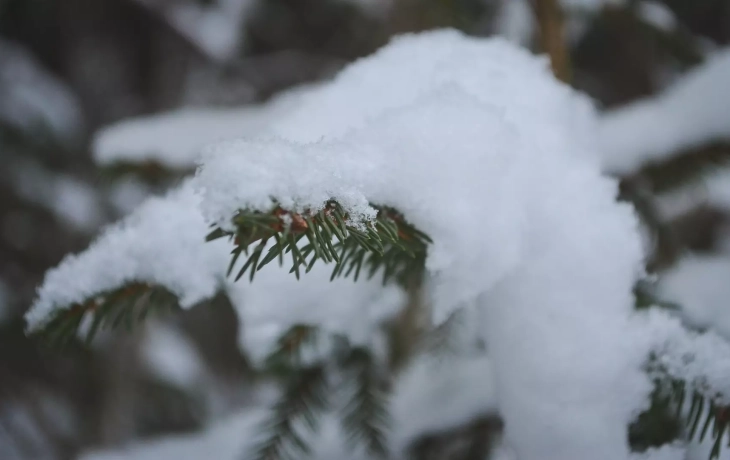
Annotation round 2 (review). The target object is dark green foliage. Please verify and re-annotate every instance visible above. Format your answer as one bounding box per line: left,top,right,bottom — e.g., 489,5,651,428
207,200,431,288
629,380,683,451
248,326,392,460
98,160,188,186
633,280,680,311
135,376,207,438
261,325,320,379
634,355,730,459
34,283,179,346
407,415,503,460
250,364,329,460
339,347,390,458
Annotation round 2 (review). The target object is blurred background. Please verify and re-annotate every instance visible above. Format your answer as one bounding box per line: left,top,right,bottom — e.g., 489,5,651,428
0,0,729,458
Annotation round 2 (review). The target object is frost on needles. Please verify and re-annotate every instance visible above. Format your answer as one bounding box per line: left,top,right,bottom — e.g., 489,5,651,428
25,29,730,460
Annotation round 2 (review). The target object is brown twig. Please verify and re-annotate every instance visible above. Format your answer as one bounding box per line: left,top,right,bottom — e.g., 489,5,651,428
531,0,572,83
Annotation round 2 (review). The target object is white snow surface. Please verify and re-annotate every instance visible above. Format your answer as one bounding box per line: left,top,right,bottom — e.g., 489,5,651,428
26,181,229,331
165,0,253,62
658,255,730,340
93,85,314,169
637,309,730,404
495,0,534,47
495,0,627,48
561,0,625,11
230,263,405,364
141,322,206,388
600,48,730,175
0,39,84,143
195,30,651,460
637,1,677,32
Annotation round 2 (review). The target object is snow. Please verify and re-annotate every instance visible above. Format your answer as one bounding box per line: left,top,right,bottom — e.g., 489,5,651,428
92,85,314,169
107,179,153,216
658,255,730,339
561,0,625,11
336,0,392,15
638,309,730,405
0,39,84,143
495,0,534,47
29,28,730,460
230,263,405,365
26,179,406,361
652,167,730,221
26,181,231,332
162,0,254,62
196,30,649,460
634,444,687,460
9,161,103,232
79,409,269,460
637,1,677,32
600,48,730,175
495,0,628,48
49,176,103,231
81,351,499,460
141,322,206,389
390,353,497,449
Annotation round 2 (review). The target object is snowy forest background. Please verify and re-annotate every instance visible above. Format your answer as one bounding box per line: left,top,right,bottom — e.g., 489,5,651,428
1,0,730,459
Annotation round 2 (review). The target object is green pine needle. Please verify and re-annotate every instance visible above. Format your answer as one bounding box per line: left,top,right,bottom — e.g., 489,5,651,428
212,201,431,289
34,283,179,346
249,364,329,460
339,347,391,458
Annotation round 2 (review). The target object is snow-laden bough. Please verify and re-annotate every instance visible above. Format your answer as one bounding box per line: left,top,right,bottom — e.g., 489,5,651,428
29,29,729,460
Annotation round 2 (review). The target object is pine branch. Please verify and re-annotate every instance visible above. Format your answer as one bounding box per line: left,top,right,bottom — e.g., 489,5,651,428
629,379,683,451
340,347,391,458
207,200,431,288
636,355,730,459
33,283,179,346
637,142,730,194
261,325,320,378
98,160,187,185
672,381,730,459
248,364,329,460
633,280,681,311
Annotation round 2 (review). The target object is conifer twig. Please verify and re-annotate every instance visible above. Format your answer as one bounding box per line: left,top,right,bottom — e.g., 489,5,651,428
207,200,431,288
531,0,572,83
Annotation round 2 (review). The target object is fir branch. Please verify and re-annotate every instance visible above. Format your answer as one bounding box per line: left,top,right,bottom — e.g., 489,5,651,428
339,347,391,458
629,379,682,452
638,142,730,194
633,280,681,311
262,325,320,378
98,160,187,185
637,356,730,459
33,283,179,346
207,200,431,288
249,364,329,460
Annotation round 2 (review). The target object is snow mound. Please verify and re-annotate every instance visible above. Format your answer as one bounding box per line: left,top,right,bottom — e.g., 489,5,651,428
93,86,313,169
196,29,648,460
26,181,229,331
34,29,728,460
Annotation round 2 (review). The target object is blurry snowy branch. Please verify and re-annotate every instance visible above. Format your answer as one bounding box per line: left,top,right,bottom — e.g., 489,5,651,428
8,0,730,459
